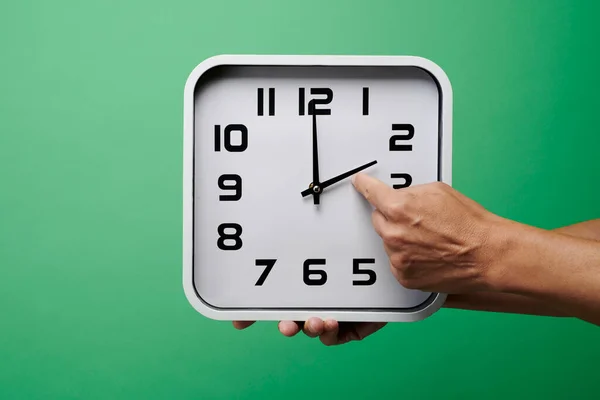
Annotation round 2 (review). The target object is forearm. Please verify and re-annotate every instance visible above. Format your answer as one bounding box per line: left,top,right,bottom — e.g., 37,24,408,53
554,219,600,241
442,219,600,318
444,292,569,317
488,220,600,326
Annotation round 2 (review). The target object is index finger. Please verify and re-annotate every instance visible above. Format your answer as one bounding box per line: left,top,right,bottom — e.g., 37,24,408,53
351,172,396,214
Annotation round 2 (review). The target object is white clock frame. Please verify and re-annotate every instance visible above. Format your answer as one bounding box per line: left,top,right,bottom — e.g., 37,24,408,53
183,54,452,322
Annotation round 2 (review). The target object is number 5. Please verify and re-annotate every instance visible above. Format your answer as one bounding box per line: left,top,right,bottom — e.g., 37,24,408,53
352,258,376,286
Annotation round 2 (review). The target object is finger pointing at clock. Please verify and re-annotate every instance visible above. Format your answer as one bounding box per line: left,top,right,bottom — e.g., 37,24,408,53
351,172,503,294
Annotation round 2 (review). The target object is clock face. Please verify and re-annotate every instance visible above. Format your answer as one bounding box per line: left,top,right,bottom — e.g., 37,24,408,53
183,55,452,322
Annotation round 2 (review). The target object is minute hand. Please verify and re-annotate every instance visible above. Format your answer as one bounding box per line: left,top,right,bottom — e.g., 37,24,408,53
301,160,377,197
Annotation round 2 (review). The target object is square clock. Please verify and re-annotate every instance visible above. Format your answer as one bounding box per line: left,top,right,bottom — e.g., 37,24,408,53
183,54,452,323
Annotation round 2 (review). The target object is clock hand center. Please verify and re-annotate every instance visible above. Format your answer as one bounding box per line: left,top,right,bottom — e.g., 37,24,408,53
308,182,322,193
301,160,377,197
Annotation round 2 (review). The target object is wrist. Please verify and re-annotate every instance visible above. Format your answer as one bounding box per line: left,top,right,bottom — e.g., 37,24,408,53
483,219,572,296
479,217,530,293
470,216,600,325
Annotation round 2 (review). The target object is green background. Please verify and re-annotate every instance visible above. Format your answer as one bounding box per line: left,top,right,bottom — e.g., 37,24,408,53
1,0,598,398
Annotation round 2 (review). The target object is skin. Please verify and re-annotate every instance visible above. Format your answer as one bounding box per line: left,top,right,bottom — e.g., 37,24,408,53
233,173,600,345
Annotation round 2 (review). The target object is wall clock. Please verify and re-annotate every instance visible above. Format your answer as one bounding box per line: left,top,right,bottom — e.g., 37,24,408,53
183,54,452,322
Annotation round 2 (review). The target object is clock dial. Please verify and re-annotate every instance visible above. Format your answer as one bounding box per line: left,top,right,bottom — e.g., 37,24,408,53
184,55,452,322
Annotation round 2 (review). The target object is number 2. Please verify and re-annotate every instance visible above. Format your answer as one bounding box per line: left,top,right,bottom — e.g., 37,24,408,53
389,124,414,151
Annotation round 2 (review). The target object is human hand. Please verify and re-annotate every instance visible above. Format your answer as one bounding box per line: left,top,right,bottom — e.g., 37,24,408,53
351,172,503,294
232,173,500,342
233,319,386,345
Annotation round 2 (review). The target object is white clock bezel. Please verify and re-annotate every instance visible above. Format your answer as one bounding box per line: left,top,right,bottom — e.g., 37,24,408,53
183,54,452,322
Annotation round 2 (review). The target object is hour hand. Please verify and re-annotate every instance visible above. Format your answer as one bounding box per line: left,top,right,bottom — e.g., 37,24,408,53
301,160,377,197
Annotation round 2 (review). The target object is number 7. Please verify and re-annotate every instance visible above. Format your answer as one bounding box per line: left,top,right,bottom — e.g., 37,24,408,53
255,259,276,286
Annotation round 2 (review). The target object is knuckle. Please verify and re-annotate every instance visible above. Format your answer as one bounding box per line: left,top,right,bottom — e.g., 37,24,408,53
362,187,370,201
381,227,404,246
387,200,406,219
395,272,411,288
362,185,374,202
380,227,396,243
394,269,416,289
389,252,407,269
399,277,416,289
390,256,419,289
432,181,448,191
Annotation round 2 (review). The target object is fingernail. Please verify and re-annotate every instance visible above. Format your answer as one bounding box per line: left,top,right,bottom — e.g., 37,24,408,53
306,320,316,333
